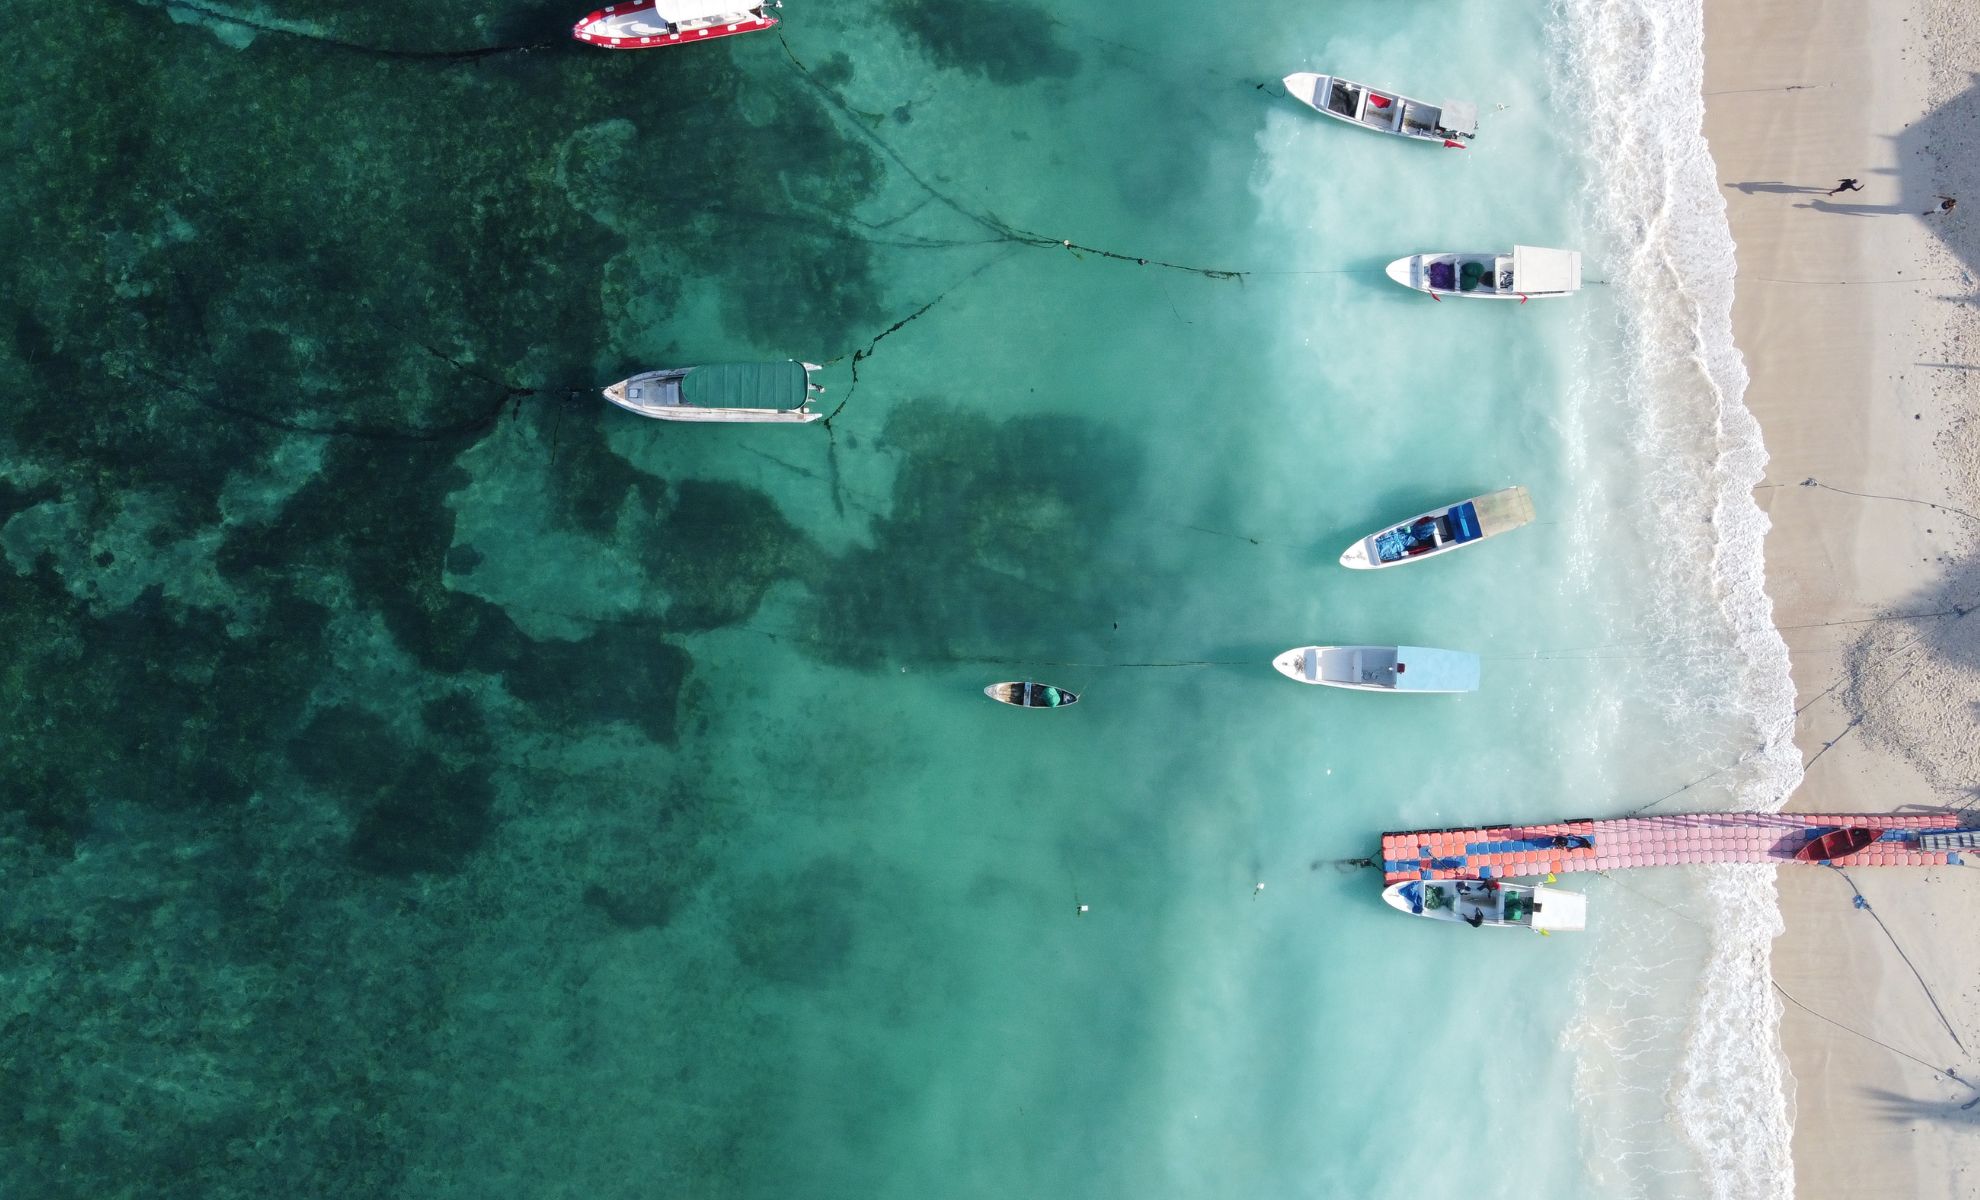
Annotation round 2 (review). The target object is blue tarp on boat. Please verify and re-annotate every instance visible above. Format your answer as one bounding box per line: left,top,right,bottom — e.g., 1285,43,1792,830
1449,501,1482,542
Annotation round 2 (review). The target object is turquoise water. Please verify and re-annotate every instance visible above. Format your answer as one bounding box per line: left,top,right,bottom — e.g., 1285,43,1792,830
1,0,1798,1196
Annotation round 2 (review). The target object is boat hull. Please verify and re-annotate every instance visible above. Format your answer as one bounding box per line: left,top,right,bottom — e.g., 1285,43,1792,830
572,2,777,49
603,363,822,423
1272,645,1480,693
1795,826,1882,862
1385,250,1582,300
1339,486,1535,569
1382,880,1586,932
1283,72,1474,145
984,682,1078,709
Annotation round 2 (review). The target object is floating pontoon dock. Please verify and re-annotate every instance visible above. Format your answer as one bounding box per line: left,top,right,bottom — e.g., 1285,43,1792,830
1380,812,1970,884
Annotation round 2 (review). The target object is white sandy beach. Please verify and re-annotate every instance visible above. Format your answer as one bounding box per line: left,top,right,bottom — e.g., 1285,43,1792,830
1705,0,1980,1194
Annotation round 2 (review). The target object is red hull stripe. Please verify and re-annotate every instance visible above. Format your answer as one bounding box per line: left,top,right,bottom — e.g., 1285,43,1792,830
571,5,778,47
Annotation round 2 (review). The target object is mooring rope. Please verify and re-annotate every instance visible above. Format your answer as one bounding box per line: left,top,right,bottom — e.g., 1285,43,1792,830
1829,866,1967,1053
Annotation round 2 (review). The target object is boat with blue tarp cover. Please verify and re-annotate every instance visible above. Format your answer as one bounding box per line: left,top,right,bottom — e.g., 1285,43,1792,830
1272,645,1480,693
603,360,825,423
1340,486,1535,569
1381,878,1586,931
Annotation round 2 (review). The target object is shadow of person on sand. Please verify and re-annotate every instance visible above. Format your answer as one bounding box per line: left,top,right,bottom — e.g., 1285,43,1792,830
1728,180,1831,195
1862,1085,1980,1124
1793,198,1915,217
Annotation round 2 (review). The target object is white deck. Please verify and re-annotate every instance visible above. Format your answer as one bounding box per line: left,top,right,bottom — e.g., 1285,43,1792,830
1283,72,1476,143
1273,645,1480,693
1382,880,1586,932
581,0,763,37
1384,247,1581,299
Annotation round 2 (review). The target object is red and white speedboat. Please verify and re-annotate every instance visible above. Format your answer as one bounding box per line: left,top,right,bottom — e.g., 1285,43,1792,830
572,0,779,49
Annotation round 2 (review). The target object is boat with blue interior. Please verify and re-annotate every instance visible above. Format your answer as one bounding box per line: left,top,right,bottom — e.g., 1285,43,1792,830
1340,487,1535,569
1382,878,1587,932
603,360,824,423
1282,72,1478,146
1272,645,1480,693
984,682,1078,709
1386,246,1583,301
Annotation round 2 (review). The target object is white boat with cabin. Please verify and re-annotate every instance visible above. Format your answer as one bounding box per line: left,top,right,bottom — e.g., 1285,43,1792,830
1282,73,1477,146
1340,487,1535,569
1386,246,1582,301
1272,645,1480,694
571,0,780,49
603,360,824,423
1382,878,1586,932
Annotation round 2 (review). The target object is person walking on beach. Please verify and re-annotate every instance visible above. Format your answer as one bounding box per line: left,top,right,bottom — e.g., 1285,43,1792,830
1926,195,1957,215
1827,178,1862,195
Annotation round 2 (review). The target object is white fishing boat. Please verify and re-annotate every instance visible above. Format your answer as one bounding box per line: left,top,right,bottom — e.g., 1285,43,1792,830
603,360,824,423
1282,72,1477,146
1385,246,1582,301
1340,487,1535,569
1272,645,1480,694
572,0,780,49
1382,878,1586,932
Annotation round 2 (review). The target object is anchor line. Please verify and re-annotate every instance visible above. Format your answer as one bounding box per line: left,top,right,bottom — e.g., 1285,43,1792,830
1771,979,1979,1102
819,246,1020,426
1831,867,1967,1053
1791,477,1980,530
150,0,554,61
775,30,1247,282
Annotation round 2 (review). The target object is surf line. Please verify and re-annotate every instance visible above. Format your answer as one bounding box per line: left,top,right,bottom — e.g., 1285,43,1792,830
776,31,1245,282
147,0,555,62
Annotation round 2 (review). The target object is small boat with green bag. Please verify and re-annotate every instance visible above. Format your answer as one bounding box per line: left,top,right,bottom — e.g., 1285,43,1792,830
1382,878,1586,932
1385,246,1582,302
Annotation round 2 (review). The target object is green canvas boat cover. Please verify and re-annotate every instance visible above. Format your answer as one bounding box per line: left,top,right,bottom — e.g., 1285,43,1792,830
681,361,807,411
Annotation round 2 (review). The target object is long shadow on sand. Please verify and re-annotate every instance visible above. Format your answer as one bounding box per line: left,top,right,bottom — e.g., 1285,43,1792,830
1861,1085,1980,1124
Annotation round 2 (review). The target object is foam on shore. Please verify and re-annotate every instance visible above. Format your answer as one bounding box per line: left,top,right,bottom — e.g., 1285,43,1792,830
1551,0,1803,1195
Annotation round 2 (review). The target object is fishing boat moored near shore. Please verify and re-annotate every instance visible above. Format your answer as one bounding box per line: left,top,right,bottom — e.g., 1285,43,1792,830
1382,878,1586,932
1273,645,1480,693
985,682,1079,709
1340,487,1535,569
1386,246,1583,301
572,0,780,49
603,360,824,423
1282,72,1478,146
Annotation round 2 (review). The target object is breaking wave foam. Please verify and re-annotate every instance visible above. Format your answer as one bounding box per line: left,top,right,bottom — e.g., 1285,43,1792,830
1551,0,1802,1195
